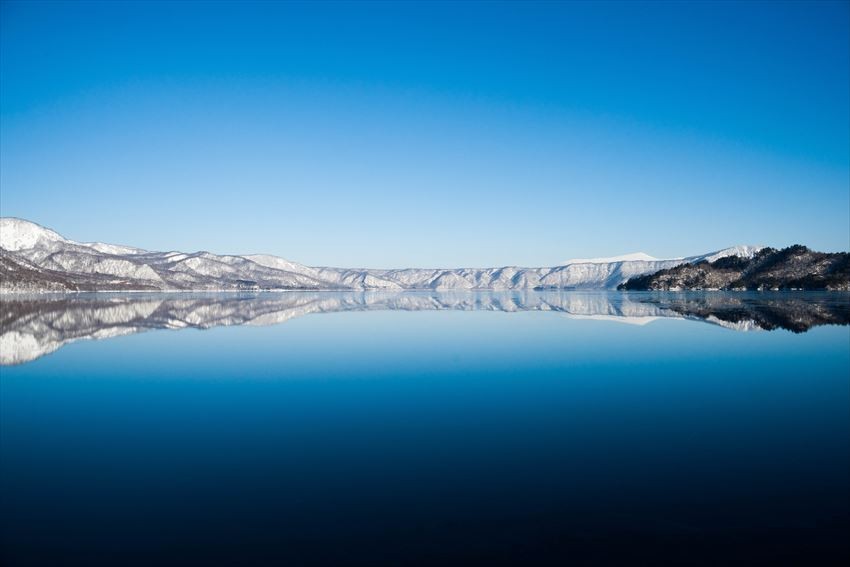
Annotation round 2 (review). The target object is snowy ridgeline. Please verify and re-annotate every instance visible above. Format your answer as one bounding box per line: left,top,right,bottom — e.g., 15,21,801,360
0,217,764,293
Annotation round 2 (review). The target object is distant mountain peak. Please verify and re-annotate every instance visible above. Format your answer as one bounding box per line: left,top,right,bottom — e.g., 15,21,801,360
693,245,765,264
563,252,660,265
0,217,146,256
0,217,68,251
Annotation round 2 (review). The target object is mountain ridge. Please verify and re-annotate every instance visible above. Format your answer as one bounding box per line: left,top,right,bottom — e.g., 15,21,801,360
1,217,769,293
619,245,850,291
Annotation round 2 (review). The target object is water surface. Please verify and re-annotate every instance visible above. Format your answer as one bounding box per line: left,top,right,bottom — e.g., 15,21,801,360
1,292,848,565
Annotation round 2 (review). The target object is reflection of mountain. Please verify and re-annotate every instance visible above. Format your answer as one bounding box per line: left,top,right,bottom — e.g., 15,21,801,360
1,292,848,365
645,293,850,333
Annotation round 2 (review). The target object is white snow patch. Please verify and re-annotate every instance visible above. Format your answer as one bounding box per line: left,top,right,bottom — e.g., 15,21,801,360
563,252,661,265
691,245,764,264
0,218,68,251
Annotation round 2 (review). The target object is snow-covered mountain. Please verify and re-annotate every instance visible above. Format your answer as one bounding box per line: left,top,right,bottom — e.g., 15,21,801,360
0,217,764,293
563,252,661,264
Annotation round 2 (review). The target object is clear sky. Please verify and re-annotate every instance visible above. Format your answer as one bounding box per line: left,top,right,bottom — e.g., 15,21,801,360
1,0,848,268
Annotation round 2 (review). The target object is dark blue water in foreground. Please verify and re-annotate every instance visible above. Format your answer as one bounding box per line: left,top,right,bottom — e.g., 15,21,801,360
1,292,848,565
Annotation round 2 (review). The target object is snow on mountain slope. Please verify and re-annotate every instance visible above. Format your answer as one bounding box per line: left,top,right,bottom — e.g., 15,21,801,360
242,254,318,277
0,218,146,255
85,242,147,255
689,245,764,264
536,258,686,289
41,251,164,282
0,217,69,251
561,246,764,268
0,217,765,292
563,252,661,264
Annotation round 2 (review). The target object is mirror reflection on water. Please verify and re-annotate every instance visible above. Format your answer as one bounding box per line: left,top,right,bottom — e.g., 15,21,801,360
1,291,849,564
2,290,848,366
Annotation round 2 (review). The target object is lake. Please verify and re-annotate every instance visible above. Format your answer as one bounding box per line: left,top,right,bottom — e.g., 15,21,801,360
1,291,848,565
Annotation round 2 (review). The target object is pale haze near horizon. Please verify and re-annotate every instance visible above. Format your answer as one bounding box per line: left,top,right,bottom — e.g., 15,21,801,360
1,1,848,269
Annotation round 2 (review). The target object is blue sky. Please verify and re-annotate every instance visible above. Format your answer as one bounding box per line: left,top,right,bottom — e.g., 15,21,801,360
1,0,848,267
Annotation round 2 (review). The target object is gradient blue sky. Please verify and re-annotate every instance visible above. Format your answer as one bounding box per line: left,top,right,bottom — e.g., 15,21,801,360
1,1,848,267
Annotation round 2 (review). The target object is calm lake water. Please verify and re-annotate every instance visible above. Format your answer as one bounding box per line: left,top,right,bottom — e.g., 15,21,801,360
1,291,849,565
